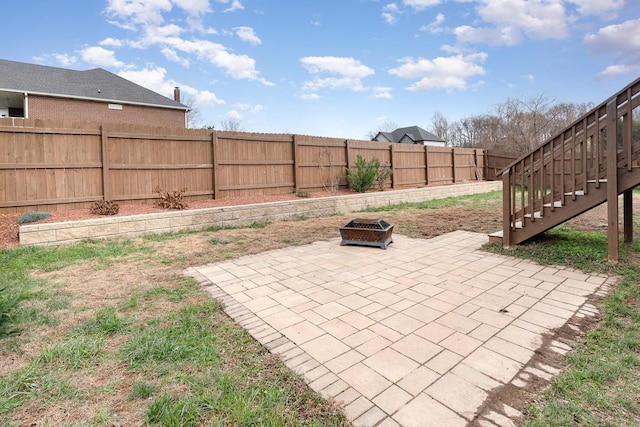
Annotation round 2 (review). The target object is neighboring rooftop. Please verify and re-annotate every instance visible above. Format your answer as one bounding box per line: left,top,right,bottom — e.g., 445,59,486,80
374,125,446,145
0,59,186,110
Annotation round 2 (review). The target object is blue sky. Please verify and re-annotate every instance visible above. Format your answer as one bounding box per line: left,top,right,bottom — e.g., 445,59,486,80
2,0,639,138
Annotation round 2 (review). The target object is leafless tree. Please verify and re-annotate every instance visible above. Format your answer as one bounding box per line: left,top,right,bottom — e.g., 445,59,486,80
220,118,243,132
182,96,202,129
365,121,399,140
429,112,450,143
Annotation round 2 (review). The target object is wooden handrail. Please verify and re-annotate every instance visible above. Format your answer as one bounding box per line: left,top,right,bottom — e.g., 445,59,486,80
502,75,640,248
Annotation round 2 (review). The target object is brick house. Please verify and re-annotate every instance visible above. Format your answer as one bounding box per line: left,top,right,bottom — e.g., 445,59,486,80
0,59,188,127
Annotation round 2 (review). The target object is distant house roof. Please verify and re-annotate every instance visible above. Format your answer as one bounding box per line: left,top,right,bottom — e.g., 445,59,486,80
0,59,187,110
374,126,445,145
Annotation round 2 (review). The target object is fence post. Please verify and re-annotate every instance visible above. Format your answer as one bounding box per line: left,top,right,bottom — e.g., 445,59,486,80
390,142,397,189
293,134,300,194
212,130,219,200
424,146,429,186
452,148,457,183
100,125,110,201
345,139,352,171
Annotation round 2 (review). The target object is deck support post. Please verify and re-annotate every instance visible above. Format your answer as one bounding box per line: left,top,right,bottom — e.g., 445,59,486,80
624,189,633,244
606,100,619,264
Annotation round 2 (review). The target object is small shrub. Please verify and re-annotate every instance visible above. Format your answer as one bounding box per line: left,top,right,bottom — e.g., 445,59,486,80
154,186,189,210
90,200,120,215
346,155,378,192
375,163,393,191
17,211,51,224
296,191,310,198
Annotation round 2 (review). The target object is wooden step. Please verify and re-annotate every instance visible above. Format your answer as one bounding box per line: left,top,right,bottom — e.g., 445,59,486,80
524,212,543,219
564,190,585,196
488,231,502,243
543,201,563,208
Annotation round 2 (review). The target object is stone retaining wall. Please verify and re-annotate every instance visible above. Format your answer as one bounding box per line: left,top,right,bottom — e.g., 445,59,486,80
20,181,502,246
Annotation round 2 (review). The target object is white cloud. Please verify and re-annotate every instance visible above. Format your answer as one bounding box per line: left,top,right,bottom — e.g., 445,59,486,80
119,66,225,106
172,0,210,16
233,102,265,114
455,25,523,46
388,53,487,92
161,47,190,66
103,1,271,86
522,73,535,83
585,18,640,77
300,93,321,100
53,53,78,66
420,13,445,34
382,3,401,25
234,26,261,45
105,0,172,27
160,37,272,84
80,46,125,68
226,109,242,119
215,0,243,12
403,0,441,11
566,0,624,17
455,0,568,46
300,56,375,94
301,56,375,79
585,18,640,57
370,87,393,99
99,37,124,47
597,64,640,79
195,90,225,105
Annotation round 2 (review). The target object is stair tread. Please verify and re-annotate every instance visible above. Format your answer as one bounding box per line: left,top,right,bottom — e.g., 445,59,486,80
564,190,585,196
543,201,563,208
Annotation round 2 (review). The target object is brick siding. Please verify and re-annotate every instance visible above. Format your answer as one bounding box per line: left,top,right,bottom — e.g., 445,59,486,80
28,95,186,127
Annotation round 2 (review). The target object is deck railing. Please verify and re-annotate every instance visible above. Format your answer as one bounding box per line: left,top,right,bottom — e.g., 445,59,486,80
501,76,640,250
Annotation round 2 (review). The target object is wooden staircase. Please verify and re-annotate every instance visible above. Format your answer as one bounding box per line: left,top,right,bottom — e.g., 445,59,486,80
490,76,640,262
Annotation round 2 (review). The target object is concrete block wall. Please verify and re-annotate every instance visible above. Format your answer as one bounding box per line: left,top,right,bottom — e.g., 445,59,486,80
19,181,502,247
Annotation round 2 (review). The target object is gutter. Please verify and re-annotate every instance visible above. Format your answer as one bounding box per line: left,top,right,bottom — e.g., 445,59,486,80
0,88,189,111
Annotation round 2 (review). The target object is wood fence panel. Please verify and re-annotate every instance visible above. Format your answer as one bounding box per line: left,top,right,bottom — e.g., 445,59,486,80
453,148,479,182
428,147,454,184
295,135,347,192
0,119,502,213
485,151,518,180
215,132,295,198
392,144,427,188
106,130,214,205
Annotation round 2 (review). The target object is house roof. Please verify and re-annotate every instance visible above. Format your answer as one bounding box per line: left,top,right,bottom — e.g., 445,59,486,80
381,126,445,143
0,59,187,110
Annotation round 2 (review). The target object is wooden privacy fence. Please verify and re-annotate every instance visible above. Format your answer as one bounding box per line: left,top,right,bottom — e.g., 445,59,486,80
0,119,498,213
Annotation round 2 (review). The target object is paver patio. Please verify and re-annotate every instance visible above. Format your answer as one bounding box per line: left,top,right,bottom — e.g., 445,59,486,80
186,230,614,426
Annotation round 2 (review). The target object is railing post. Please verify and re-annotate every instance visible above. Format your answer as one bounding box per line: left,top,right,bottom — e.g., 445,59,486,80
502,168,511,248
606,100,619,263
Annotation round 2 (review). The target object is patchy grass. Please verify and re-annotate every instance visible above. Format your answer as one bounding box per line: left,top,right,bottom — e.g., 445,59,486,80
485,225,640,426
361,190,502,212
0,230,347,426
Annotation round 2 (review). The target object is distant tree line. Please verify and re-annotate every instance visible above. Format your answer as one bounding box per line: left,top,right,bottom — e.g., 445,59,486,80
430,95,601,154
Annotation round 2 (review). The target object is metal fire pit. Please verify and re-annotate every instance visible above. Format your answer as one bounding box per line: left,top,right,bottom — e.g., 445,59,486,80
340,218,394,249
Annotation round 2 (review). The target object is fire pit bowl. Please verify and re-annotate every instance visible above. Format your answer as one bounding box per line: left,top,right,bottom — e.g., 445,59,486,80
340,218,394,249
